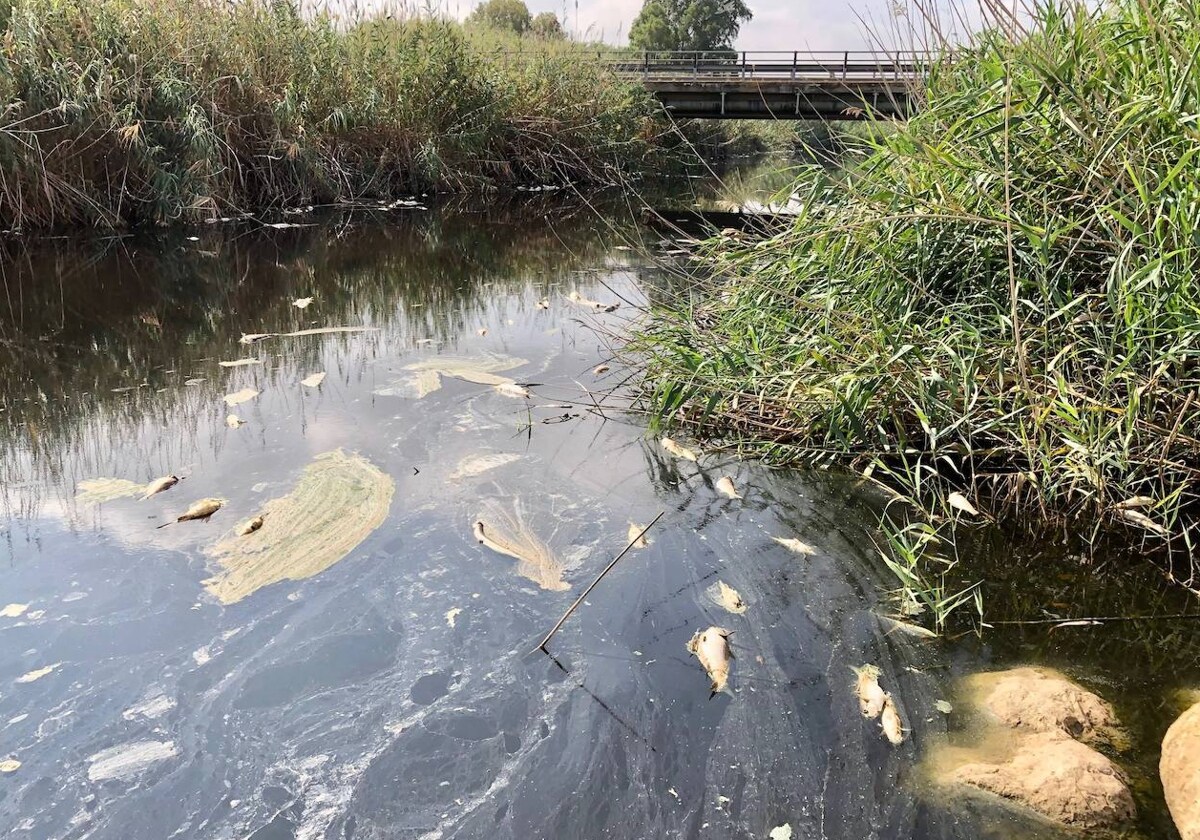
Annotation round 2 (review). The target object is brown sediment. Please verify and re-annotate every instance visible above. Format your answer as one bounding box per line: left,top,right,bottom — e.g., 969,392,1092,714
472,502,568,592
203,450,394,604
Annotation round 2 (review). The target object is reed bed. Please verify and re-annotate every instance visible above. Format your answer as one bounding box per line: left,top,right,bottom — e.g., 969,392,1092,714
0,0,661,229
631,0,1200,608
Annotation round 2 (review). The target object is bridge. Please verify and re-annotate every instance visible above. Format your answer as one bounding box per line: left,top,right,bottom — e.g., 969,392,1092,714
607,51,928,120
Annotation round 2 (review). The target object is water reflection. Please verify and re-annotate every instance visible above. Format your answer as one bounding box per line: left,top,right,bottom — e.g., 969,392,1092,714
0,202,1143,840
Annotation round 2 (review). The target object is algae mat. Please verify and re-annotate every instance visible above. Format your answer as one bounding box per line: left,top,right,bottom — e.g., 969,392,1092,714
204,450,394,604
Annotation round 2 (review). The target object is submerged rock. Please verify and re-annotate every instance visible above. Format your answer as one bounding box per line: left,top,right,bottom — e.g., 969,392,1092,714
943,732,1134,830
1162,699,1200,840
963,666,1125,747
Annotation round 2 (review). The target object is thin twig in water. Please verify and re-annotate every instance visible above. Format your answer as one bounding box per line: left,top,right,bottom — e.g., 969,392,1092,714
534,511,665,654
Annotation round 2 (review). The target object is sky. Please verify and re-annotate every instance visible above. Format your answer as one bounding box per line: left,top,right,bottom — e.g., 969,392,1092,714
444,0,987,52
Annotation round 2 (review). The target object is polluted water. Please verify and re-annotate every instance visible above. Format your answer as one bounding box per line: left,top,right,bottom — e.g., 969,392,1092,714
4,204,1190,840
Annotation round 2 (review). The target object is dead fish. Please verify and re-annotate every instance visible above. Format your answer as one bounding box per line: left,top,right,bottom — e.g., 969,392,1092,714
661,437,698,462
536,299,550,310
477,328,488,336
157,498,223,528
947,491,980,516
495,382,530,399
880,693,906,745
226,414,246,428
140,475,181,500
1116,507,1169,536
237,515,264,536
627,522,650,548
567,290,605,310
851,664,887,719
593,364,611,376
238,333,276,345
715,476,741,499
877,614,939,639
686,626,734,697
293,297,314,309
0,759,19,774
300,372,326,388
773,537,816,555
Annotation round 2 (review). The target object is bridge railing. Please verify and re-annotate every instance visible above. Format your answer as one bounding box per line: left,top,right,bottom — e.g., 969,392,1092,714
603,50,934,82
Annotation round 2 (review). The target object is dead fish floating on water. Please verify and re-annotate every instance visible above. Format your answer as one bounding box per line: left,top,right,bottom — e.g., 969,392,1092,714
852,664,887,719
567,291,619,313
773,536,816,556
593,364,611,376
880,694,906,745
687,626,734,697
239,333,276,345
495,381,531,399
226,414,246,428
141,475,181,500
157,498,224,528
627,522,651,548
661,437,698,462
536,299,550,310
715,476,741,500
293,297,314,309
237,515,264,536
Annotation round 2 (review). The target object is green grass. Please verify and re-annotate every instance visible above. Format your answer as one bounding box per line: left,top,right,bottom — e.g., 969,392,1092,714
630,0,1200,621
0,0,664,229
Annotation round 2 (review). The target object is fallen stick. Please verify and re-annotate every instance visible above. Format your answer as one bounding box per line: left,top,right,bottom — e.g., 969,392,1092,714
534,511,665,655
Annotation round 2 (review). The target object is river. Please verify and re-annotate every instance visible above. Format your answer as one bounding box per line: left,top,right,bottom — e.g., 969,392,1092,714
0,195,1197,840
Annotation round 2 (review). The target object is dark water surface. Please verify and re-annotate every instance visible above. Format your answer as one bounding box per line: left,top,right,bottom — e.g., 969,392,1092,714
0,201,1195,840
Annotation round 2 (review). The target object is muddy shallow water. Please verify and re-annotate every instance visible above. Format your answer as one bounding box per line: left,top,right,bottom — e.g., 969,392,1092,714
0,202,1197,840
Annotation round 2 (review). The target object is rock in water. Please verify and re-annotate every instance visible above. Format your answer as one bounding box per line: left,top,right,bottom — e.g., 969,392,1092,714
963,667,1125,747
945,732,1135,829
1162,699,1200,840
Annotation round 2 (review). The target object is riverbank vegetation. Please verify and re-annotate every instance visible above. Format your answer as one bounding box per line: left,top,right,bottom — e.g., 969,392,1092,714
632,0,1200,612
0,0,662,230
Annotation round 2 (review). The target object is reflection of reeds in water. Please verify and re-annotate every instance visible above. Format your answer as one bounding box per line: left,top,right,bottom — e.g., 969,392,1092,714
474,498,568,592
0,207,637,523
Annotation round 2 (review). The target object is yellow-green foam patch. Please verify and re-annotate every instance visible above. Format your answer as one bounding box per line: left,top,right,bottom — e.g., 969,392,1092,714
203,450,394,604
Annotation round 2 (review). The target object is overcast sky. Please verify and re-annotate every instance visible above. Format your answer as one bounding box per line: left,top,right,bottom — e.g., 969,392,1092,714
445,0,985,51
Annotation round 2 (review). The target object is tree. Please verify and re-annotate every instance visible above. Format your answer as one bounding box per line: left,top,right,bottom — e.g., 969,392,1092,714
530,11,565,39
466,0,532,35
629,0,752,52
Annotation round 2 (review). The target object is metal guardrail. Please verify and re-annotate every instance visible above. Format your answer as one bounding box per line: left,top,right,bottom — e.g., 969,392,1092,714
603,50,934,82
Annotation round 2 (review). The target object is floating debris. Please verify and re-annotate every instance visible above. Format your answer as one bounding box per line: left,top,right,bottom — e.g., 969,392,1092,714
16,663,60,683
773,536,816,556
715,476,741,499
706,580,747,614
237,515,264,536
393,354,528,399
661,437,698,462
141,475,180,500
472,503,567,591
86,740,177,782
881,694,906,744
226,414,246,428
159,498,224,528
948,491,980,516
293,297,314,309
219,358,261,368
852,664,887,719
593,364,611,376
627,522,651,548
204,451,394,604
451,453,521,480
76,478,144,504
239,333,275,345
222,388,260,407
284,326,378,338
445,607,463,628
0,759,19,774
300,372,326,388
687,626,733,696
